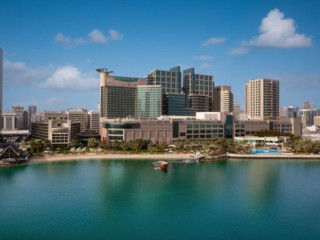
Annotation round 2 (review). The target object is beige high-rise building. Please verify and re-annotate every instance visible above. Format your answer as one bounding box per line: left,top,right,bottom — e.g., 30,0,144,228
67,108,88,133
213,86,234,113
245,78,279,120
88,110,100,133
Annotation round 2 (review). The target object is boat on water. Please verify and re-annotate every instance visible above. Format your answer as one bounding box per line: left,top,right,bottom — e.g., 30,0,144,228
183,151,205,164
153,161,168,170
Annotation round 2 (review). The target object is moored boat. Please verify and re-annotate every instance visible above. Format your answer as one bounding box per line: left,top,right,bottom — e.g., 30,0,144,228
153,161,168,170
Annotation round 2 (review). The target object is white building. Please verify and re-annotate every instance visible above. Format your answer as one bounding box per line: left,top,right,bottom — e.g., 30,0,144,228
2,112,16,130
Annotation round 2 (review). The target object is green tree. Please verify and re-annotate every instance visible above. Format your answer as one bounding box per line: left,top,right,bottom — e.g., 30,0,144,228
87,138,98,148
100,140,111,150
156,141,167,153
70,139,79,148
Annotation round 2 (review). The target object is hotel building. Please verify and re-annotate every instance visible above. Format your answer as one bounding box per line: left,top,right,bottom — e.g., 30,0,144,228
98,68,150,118
245,78,279,120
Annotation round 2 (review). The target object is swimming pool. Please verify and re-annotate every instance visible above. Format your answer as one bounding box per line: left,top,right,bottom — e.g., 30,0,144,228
251,148,282,154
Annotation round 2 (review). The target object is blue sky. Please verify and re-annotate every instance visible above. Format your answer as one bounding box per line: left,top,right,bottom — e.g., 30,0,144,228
1,0,319,111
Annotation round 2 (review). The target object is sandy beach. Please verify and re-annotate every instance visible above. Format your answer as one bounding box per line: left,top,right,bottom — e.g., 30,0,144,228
29,153,192,164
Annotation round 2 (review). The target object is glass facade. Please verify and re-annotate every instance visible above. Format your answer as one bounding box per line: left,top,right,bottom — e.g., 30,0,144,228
224,115,234,138
162,93,195,116
185,122,224,139
135,87,162,118
147,66,181,93
183,68,214,111
189,95,209,112
107,87,136,118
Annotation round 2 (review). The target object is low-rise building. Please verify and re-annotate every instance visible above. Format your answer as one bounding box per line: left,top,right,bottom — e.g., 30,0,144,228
314,116,320,127
101,118,225,144
31,119,80,146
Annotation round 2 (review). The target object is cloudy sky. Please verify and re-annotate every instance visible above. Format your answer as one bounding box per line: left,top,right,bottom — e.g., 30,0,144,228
1,0,319,111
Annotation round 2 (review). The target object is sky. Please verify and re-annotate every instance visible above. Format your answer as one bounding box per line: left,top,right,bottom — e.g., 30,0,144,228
0,0,319,112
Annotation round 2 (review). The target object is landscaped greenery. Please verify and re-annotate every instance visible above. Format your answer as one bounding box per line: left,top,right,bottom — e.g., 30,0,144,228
173,138,252,155
24,136,320,156
284,138,320,154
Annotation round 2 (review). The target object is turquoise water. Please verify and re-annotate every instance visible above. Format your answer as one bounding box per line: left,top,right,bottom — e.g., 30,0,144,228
1,159,320,240
251,148,282,154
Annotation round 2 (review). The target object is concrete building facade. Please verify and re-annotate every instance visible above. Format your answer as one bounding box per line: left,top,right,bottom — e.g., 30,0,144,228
88,111,100,133
31,119,81,146
245,78,279,120
314,116,320,127
2,112,16,130
67,108,88,133
213,86,234,113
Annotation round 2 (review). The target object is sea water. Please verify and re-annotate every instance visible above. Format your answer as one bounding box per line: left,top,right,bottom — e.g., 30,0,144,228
1,159,320,240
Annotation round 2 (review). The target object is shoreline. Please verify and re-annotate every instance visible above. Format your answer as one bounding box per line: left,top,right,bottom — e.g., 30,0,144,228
2,152,320,168
29,153,192,164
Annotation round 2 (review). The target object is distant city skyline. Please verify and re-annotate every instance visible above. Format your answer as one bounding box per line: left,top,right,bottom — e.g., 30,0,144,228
1,0,319,111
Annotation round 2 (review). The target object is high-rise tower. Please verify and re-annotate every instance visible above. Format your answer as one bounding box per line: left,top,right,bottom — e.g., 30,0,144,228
245,78,279,120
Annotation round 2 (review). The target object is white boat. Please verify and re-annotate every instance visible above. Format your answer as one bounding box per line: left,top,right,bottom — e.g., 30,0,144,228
183,151,205,164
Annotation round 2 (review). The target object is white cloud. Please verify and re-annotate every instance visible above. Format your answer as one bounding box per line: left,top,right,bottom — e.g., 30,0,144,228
202,37,226,47
250,9,312,48
88,29,107,43
193,55,212,61
230,9,312,55
200,63,212,68
54,33,86,47
229,46,248,55
42,66,98,91
88,29,123,43
3,59,50,85
108,29,124,41
55,29,123,47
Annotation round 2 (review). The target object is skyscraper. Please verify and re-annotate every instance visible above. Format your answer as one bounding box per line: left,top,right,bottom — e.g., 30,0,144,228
213,86,234,113
0,48,3,129
183,68,214,112
146,66,181,93
28,105,37,129
245,78,279,120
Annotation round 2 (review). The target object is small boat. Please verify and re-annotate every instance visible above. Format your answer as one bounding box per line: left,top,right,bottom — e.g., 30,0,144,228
192,151,206,161
153,161,168,170
183,158,197,164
